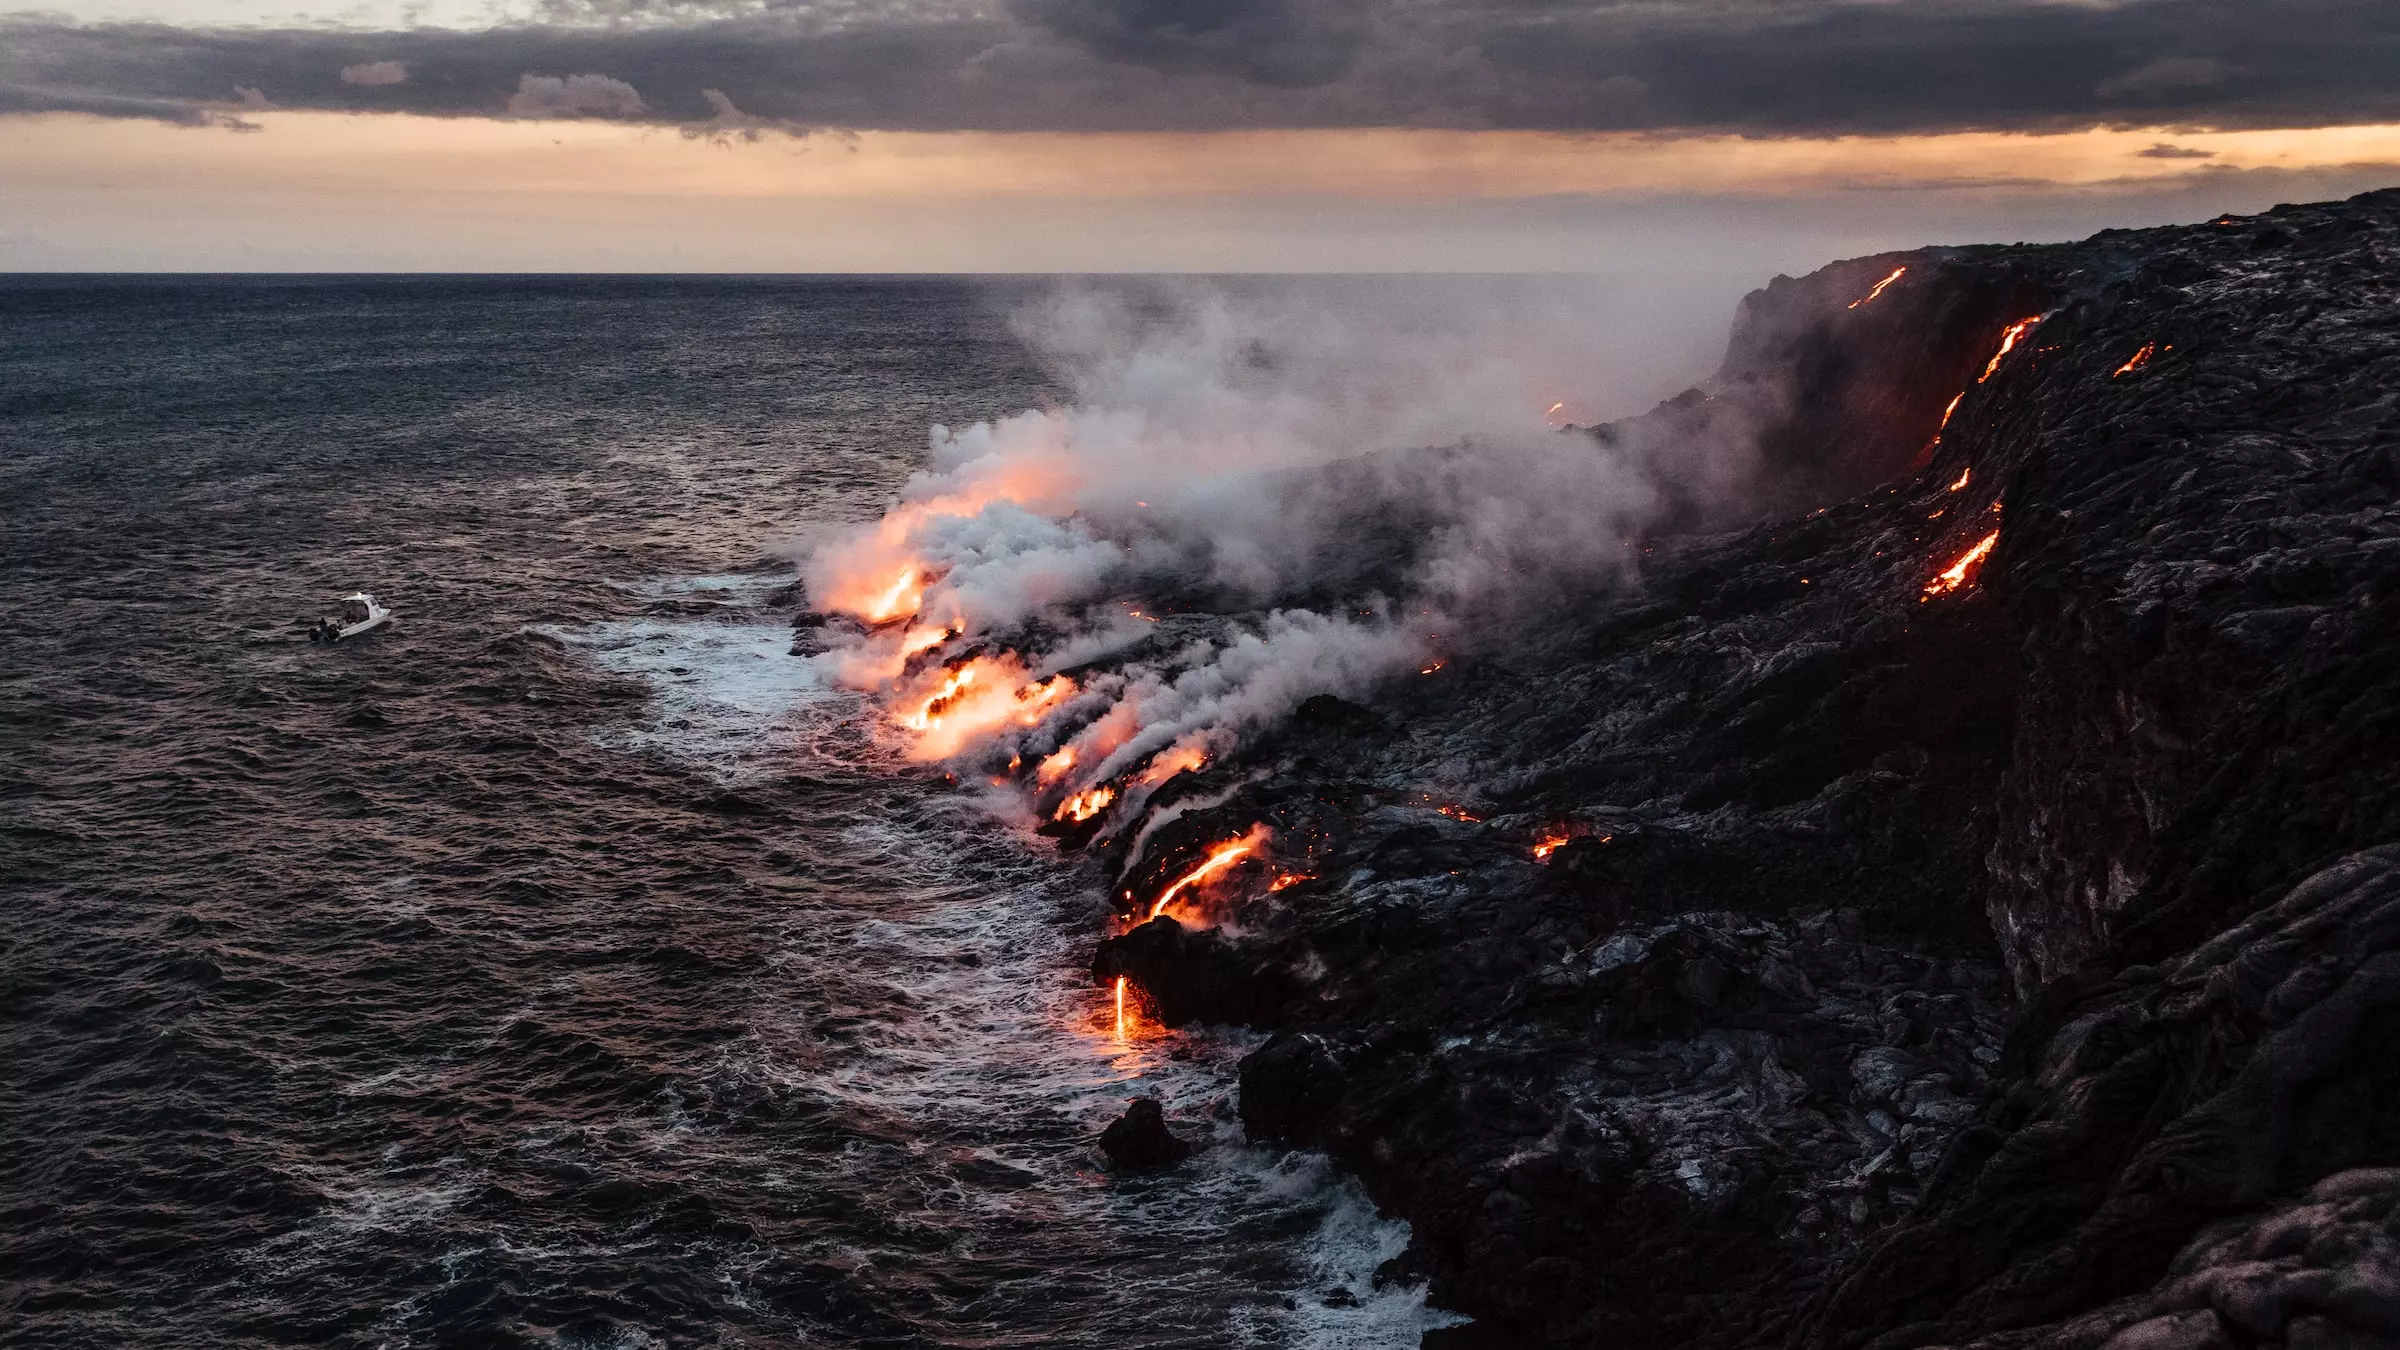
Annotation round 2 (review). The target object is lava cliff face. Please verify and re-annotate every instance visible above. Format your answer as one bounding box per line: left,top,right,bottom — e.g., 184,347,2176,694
1089,189,2400,1347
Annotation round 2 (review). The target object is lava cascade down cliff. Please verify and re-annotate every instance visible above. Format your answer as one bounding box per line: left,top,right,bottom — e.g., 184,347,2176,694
802,189,2400,1350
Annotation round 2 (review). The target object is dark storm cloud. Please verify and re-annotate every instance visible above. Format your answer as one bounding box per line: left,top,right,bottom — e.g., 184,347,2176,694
2,0,2395,135
1009,0,1371,88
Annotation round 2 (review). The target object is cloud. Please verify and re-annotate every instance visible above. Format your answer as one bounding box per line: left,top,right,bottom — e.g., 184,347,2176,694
2096,56,2236,102
1011,0,1372,88
681,87,805,142
340,60,408,86
0,1,2395,136
505,71,645,118
0,80,258,128
2136,141,2215,160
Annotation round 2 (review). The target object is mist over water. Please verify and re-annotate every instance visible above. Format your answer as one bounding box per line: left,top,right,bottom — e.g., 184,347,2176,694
0,273,1725,1347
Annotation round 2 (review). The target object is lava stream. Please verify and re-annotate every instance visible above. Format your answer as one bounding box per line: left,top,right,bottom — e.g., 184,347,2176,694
1848,266,1907,309
1923,531,2000,598
1979,317,2043,383
1056,784,1116,823
1148,831,1265,920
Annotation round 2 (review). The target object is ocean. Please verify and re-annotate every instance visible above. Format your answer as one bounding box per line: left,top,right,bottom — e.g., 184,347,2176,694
0,276,1449,1349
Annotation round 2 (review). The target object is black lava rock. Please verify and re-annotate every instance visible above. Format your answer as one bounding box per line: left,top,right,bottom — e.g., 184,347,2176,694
1098,1097,1193,1171
1058,188,2400,1349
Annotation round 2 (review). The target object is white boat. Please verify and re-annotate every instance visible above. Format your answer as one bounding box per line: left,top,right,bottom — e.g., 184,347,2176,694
309,592,392,643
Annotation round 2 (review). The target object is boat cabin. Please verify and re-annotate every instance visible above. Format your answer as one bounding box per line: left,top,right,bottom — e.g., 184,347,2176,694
339,594,375,625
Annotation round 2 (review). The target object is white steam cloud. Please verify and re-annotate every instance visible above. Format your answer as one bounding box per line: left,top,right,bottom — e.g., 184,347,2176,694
801,276,1749,829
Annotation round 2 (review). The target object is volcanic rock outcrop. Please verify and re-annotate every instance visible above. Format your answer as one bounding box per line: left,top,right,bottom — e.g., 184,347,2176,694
1083,189,2400,1346
1098,1095,1196,1171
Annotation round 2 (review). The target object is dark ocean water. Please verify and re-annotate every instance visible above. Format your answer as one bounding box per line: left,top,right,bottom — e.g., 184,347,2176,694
0,277,1442,1349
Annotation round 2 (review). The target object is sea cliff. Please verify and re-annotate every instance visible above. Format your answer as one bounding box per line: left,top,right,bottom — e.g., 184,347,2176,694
1089,188,2400,1348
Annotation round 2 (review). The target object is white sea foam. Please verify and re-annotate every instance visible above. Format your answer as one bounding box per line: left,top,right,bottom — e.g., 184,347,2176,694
560,569,1472,1347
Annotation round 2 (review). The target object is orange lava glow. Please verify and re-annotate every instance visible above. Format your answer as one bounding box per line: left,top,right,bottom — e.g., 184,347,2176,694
1420,659,1447,675
1149,831,1264,920
1923,531,2000,598
1532,833,1572,861
899,624,953,659
1848,266,1907,309
1269,872,1311,892
1979,317,2043,383
1035,745,1078,784
865,567,921,624
2113,343,2156,377
1948,467,1971,492
1435,804,1482,823
1114,974,1127,1039
1938,392,1963,431
813,453,1081,623
1057,783,1117,822
1133,741,1209,789
896,657,1076,760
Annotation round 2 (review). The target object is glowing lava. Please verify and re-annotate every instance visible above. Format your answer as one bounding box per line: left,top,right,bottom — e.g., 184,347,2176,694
1114,974,1128,1039
1532,833,1571,861
1980,317,2043,383
1133,741,1209,789
1035,745,1078,784
899,625,953,659
1848,266,1908,309
1056,784,1117,823
865,567,921,624
1948,467,1971,492
2113,343,2157,377
1269,872,1311,892
1148,831,1263,920
1938,392,1964,432
896,657,1076,761
1923,531,2000,598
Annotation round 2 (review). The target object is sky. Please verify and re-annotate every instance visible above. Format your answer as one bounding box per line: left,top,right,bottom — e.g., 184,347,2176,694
3,0,2397,271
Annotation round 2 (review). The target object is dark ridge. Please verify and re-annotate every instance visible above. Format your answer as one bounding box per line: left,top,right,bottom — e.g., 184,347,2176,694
1083,186,2400,1348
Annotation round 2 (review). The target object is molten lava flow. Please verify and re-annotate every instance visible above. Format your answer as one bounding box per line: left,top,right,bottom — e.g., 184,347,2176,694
1848,266,1907,309
865,567,921,624
901,665,978,732
1269,872,1311,892
1035,745,1077,784
1114,974,1127,1039
1148,832,1263,920
1938,392,1964,432
1435,804,1482,823
896,657,1077,761
812,450,1081,624
2113,343,2156,377
1979,317,2043,383
1420,659,1447,675
1056,784,1116,823
899,625,952,659
1532,833,1571,861
1948,467,1971,492
1133,741,1209,789
1923,531,2000,598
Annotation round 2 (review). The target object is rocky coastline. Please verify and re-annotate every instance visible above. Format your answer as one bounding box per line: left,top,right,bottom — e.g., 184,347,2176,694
1080,189,2400,1347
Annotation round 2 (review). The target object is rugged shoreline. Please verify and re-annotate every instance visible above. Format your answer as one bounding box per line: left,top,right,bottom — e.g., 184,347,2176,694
1081,190,2400,1347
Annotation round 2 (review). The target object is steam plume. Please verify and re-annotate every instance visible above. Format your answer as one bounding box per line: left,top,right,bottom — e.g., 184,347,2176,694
801,277,1745,838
